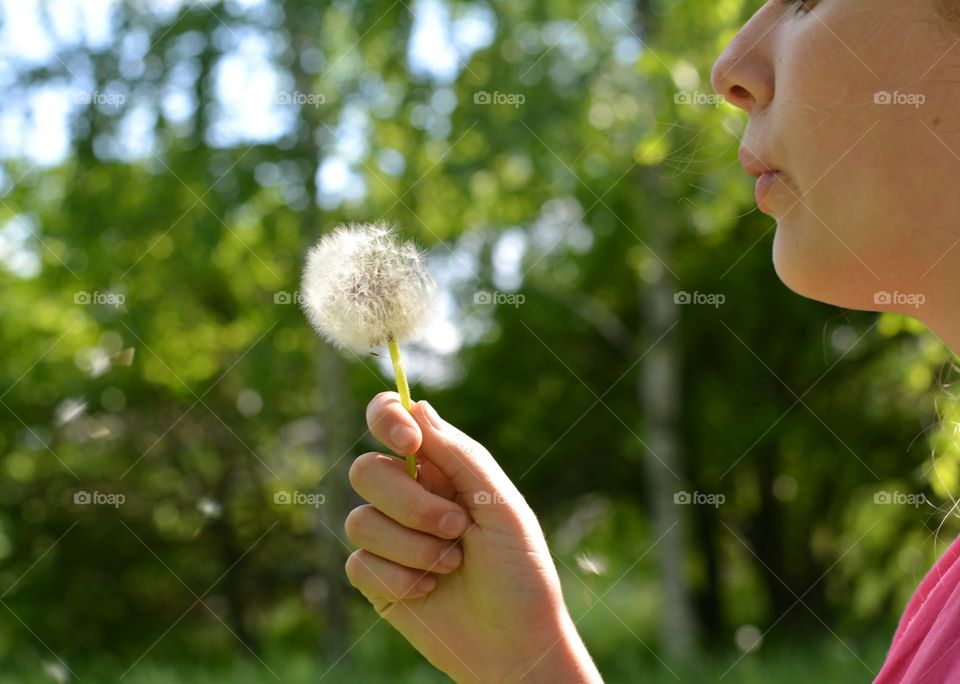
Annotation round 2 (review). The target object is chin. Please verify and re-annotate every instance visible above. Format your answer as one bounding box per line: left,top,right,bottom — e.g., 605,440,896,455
770,222,880,312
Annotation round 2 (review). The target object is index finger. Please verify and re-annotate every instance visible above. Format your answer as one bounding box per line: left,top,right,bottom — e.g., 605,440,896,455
366,391,423,456
366,392,456,500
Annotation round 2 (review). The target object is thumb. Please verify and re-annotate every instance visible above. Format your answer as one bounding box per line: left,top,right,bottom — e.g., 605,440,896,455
410,400,512,502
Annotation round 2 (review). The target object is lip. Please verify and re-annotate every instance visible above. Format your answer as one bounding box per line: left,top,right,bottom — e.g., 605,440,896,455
739,146,788,215
738,146,780,179
755,171,781,214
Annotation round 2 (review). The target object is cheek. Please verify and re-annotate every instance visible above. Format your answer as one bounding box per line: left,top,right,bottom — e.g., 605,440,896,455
796,117,960,283
773,135,948,307
771,8,960,302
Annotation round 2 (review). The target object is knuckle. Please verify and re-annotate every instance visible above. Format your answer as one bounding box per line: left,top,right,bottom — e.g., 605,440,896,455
344,550,366,587
417,541,443,570
403,493,434,530
448,432,487,463
343,506,369,545
366,392,396,427
348,452,379,491
367,391,390,412
464,436,491,462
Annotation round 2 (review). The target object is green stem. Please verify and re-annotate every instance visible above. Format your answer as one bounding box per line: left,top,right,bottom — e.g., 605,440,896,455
387,336,417,479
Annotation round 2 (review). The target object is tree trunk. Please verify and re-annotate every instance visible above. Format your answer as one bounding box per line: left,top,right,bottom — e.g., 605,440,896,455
636,171,697,660
314,348,353,660
693,499,722,640
284,0,352,662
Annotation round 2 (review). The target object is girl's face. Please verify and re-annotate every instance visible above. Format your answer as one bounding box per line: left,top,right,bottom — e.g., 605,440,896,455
711,0,960,344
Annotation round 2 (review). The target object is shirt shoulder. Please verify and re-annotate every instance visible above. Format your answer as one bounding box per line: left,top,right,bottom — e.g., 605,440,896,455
874,534,960,683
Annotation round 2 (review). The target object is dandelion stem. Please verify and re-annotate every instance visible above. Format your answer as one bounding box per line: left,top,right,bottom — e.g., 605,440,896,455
387,336,417,480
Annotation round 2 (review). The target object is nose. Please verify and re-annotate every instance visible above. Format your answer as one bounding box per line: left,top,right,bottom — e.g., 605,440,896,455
709,14,775,114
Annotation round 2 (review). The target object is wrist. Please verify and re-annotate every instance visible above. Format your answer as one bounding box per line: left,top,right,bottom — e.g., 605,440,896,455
502,612,603,684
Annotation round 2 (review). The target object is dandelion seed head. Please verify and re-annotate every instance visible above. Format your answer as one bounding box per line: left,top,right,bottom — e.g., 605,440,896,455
300,221,437,352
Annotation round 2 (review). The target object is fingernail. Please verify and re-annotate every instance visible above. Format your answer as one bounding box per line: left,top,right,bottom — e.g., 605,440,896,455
420,401,443,429
390,424,418,453
439,511,466,537
417,575,436,592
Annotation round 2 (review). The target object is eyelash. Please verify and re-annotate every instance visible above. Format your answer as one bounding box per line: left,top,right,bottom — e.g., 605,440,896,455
781,0,818,15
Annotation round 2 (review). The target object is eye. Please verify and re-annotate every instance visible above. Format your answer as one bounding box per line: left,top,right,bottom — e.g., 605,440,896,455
781,0,819,15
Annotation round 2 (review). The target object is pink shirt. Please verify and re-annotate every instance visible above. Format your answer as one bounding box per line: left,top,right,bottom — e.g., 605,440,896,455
875,534,960,683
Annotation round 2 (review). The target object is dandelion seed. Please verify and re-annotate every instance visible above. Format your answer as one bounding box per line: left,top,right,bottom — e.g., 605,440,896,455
300,221,437,479
110,347,135,367
574,552,607,576
87,422,111,440
197,497,222,519
735,624,763,654
75,347,110,378
42,661,68,684
55,398,87,426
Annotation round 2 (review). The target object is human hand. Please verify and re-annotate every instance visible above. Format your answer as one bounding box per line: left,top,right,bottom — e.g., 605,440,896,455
344,392,602,683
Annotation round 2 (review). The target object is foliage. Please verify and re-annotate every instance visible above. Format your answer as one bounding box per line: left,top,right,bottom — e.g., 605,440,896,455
0,0,957,680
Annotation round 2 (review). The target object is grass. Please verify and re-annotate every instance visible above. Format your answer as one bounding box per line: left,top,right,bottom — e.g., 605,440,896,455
0,635,889,683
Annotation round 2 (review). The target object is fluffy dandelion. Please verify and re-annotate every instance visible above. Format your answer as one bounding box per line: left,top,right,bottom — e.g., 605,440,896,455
300,221,437,478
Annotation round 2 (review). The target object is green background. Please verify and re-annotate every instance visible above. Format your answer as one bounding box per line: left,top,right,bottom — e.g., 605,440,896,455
0,0,957,681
